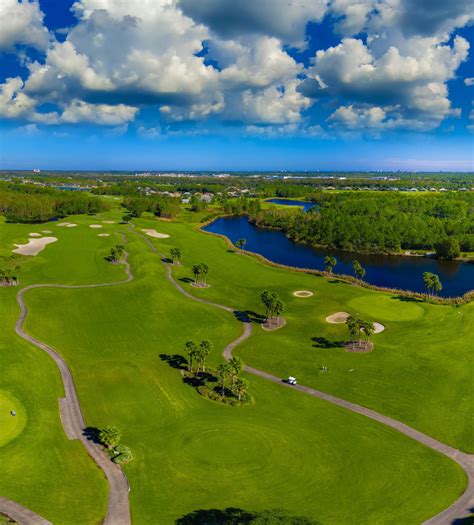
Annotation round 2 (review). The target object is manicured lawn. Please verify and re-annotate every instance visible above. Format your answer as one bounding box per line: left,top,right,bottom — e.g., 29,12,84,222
21,216,466,523
133,215,474,452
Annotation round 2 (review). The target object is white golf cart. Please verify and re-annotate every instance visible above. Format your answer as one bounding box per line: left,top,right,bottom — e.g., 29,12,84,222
287,376,297,385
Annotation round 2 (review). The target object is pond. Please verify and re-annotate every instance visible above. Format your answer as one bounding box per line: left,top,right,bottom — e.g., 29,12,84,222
203,216,474,298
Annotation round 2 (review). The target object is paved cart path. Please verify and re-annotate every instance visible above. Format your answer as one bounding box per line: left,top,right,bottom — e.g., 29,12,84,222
3,242,132,525
135,228,474,525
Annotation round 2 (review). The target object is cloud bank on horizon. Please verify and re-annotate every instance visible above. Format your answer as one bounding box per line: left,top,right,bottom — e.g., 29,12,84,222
0,0,473,169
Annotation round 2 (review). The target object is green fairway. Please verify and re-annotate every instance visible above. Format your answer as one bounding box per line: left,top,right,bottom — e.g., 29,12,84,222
13,212,464,523
0,391,26,447
132,215,473,452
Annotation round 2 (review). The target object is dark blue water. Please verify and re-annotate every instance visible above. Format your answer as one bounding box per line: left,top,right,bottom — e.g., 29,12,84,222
203,216,474,297
266,198,316,212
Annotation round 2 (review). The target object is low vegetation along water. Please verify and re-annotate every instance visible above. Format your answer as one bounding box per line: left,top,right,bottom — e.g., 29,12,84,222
204,207,474,298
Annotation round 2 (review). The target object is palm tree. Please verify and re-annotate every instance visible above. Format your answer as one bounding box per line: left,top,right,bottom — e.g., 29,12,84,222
200,263,209,286
362,321,374,348
345,314,359,349
170,247,181,264
217,363,232,396
353,260,365,280
185,340,197,371
198,340,213,372
233,377,249,401
324,255,337,274
235,238,247,253
423,272,442,296
273,298,285,325
228,356,243,386
192,264,201,285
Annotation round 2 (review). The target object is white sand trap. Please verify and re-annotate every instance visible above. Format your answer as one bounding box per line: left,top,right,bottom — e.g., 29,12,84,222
102,220,115,224
66,223,77,228
41,230,52,234
141,229,170,239
29,232,41,237
373,322,385,333
89,224,103,229
13,237,57,256
293,290,314,298
57,222,70,227
326,312,350,324
98,233,110,237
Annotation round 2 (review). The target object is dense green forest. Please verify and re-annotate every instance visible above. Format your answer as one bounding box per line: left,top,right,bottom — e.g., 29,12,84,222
249,192,474,255
0,183,106,222
122,195,181,218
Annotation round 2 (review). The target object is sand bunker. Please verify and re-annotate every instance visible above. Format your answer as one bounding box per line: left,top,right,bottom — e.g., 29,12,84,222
41,230,52,234
372,322,385,333
326,312,350,324
293,290,314,298
13,237,57,256
89,224,103,229
57,222,70,227
98,233,110,237
141,229,170,239
326,312,385,333
66,223,77,228
29,232,41,237
102,220,115,224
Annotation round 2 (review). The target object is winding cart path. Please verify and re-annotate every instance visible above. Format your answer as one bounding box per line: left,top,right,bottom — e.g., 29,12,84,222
3,245,133,525
136,228,474,525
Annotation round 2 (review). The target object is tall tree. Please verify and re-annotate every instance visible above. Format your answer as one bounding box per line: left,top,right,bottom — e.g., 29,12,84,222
233,377,249,401
353,260,366,280
423,272,442,296
228,356,243,386
170,247,181,264
185,340,197,372
345,314,359,349
235,238,247,253
324,255,337,274
217,363,232,396
192,264,202,285
198,340,213,372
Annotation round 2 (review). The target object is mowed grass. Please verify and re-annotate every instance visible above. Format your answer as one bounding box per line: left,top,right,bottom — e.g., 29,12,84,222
0,215,135,523
22,218,466,523
0,287,107,524
134,215,474,452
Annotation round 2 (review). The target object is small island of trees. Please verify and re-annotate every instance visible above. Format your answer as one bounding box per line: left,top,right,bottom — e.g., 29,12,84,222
181,341,251,406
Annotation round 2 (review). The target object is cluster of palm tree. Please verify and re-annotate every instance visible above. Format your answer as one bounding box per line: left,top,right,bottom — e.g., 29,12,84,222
185,340,213,373
345,314,374,350
0,265,20,286
109,244,125,263
170,247,181,264
423,272,442,296
217,357,249,401
261,290,285,325
324,255,337,274
352,260,366,280
192,263,209,287
235,238,247,253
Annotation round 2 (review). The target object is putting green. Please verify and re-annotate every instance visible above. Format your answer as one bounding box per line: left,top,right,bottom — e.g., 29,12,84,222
0,391,27,447
348,295,425,322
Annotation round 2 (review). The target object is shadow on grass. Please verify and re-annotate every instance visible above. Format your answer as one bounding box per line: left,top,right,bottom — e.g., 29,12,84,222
83,427,101,444
176,508,320,524
391,295,424,303
234,310,265,324
182,371,218,388
179,277,194,284
453,509,474,525
159,353,188,370
162,257,173,264
311,337,344,349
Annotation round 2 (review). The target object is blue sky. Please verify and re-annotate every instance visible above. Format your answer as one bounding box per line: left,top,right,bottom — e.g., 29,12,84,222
0,0,473,171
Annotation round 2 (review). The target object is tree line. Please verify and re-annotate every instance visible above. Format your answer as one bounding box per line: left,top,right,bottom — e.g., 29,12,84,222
0,183,106,223
249,192,474,255
122,195,180,219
